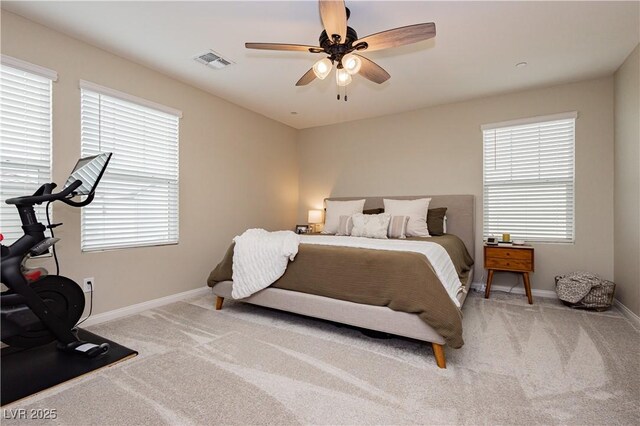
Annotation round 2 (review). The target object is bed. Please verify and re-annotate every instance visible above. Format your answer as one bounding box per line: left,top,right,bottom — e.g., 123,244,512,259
208,195,475,368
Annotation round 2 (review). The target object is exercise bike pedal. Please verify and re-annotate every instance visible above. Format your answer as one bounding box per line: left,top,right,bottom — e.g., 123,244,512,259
57,340,110,358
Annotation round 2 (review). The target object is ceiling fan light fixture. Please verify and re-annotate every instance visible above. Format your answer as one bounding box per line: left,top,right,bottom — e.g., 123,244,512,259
336,67,352,86
245,1,437,94
342,53,362,75
312,58,333,79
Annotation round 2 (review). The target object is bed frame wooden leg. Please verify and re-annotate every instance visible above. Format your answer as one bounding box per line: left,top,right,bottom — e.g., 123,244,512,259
432,343,446,369
215,296,224,310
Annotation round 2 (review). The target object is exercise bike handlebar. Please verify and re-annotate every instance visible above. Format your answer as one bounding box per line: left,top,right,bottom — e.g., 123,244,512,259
5,180,84,207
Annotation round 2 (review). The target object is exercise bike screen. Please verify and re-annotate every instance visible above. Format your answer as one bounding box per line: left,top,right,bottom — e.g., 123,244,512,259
63,152,112,195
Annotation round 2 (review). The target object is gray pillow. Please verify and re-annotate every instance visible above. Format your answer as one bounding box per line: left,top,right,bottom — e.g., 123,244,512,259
387,215,410,239
363,208,384,215
427,207,447,236
335,215,354,236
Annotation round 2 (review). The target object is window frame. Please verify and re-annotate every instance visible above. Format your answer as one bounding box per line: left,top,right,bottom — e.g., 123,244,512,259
481,112,577,244
0,56,57,247
79,81,181,252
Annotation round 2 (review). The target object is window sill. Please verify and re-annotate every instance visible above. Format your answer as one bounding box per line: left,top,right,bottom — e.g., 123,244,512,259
82,241,179,253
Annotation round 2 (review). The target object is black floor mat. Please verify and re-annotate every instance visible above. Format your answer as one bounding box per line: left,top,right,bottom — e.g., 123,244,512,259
1,328,137,406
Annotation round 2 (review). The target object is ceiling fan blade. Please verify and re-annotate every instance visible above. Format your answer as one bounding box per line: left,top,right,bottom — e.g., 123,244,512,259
319,0,347,43
355,23,436,52
355,55,390,84
245,43,322,53
296,68,317,86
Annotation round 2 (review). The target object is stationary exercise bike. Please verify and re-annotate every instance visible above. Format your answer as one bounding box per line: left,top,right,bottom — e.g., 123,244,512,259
1,153,112,357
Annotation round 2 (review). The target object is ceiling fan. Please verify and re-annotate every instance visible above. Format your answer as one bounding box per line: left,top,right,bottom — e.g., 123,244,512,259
245,0,436,99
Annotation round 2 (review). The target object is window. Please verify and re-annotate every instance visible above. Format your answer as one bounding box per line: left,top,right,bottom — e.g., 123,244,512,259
482,112,576,243
0,57,56,244
80,81,181,251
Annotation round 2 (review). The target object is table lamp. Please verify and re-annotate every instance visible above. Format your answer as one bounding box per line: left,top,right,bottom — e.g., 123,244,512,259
308,209,323,233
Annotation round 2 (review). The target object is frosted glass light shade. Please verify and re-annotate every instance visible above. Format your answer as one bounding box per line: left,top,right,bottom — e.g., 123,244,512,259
342,53,362,75
336,68,352,86
308,209,323,224
312,58,332,80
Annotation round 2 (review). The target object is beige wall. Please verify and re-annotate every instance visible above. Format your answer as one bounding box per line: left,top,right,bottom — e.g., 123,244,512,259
1,11,298,314
614,44,640,316
298,78,615,292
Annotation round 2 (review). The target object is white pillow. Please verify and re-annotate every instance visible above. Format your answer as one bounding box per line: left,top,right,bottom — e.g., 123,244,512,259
383,198,432,237
322,199,366,234
350,213,391,239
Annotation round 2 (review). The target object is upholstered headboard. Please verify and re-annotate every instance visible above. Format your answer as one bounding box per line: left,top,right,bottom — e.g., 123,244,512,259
324,195,475,258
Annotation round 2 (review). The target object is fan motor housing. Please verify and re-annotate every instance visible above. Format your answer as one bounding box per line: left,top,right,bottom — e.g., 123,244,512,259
319,26,359,60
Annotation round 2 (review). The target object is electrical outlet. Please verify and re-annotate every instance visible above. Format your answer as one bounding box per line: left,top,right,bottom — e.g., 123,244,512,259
83,277,94,293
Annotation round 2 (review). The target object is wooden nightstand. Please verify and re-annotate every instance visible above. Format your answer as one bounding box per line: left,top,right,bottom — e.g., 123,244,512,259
484,244,535,304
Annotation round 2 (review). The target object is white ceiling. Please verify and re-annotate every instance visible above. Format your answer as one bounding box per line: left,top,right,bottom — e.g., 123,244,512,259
3,1,639,129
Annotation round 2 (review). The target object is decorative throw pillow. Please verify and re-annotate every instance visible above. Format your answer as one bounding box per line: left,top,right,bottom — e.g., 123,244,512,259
322,199,366,234
383,198,432,237
427,207,448,236
335,215,354,236
350,213,391,239
387,215,410,239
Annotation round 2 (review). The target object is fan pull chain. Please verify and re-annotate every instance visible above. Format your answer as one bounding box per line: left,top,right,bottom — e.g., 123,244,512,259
335,86,349,101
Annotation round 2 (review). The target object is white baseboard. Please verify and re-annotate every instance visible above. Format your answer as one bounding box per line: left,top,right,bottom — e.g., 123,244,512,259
472,282,640,327
470,281,558,299
80,286,212,328
614,299,640,329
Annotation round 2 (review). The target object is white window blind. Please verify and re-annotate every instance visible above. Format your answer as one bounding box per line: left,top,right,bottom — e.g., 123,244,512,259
0,63,52,244
482,113,576,243
80,83,180,251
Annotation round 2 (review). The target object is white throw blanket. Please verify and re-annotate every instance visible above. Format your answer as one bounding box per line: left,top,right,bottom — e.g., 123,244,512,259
231,229,300,299
299,235,464,307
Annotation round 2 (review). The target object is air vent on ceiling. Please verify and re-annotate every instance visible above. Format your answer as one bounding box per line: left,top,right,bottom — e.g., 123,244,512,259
194,50,234,70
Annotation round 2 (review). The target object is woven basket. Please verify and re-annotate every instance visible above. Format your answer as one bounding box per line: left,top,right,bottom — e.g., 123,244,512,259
555,275,615,311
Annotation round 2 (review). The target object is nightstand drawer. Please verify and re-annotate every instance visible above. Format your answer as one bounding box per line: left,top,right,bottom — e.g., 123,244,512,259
485,247,532,261
485,257,532,271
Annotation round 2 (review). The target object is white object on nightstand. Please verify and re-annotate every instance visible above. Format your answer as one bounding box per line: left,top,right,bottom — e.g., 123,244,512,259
308,209,323,233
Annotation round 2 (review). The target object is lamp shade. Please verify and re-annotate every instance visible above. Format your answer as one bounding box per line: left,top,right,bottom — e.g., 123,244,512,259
312,58,332,80
336,67,352,86
308,209,323,224
342,53,362,75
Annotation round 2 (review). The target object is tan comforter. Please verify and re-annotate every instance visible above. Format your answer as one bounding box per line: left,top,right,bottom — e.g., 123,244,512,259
207,234,474,348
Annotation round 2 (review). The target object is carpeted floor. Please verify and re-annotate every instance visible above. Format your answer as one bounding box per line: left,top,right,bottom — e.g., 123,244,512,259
3,290,639,425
